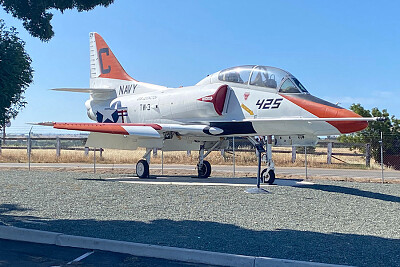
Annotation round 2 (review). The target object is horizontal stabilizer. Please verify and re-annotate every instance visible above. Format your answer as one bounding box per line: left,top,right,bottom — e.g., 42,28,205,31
52,88,115,93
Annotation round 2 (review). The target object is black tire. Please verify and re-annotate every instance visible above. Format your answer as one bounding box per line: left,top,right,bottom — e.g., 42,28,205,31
136,159,149,178
261,168,275,184
197,160,211,178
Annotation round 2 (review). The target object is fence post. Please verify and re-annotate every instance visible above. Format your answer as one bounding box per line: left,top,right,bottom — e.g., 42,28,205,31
380,132,384,183
232,137,235,177
161,150,164,175
304,146,308,180
0,125,4,155
28,127,33,171
84,147,89,156
327,142,332,164
56,137,61,157
291,146,296,163
365,143,371,167
93,147,96,174
27,134,32,156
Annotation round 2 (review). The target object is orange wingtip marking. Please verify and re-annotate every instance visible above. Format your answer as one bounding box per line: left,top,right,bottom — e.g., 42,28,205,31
281,95,368,134
94,33,136,81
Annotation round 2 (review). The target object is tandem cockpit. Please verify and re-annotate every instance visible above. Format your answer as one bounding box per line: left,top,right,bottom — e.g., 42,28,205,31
198,65,309,94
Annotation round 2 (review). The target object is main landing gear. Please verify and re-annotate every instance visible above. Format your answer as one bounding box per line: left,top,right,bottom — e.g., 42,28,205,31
196,140,224,178
135,140,224,179
136,148,152,178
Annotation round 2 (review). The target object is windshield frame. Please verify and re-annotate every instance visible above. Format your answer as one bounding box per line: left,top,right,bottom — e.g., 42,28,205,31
217,65,309,94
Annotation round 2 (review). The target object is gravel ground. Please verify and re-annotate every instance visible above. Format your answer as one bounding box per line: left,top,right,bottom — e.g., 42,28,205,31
0,170,399,266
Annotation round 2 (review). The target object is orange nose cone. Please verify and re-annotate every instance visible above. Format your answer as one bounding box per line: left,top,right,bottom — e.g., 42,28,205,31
330,119,368,134
320,108,369,134
280,94,369,134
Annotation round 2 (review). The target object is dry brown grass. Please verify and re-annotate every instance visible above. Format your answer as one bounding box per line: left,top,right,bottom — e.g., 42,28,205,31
0,147,383,170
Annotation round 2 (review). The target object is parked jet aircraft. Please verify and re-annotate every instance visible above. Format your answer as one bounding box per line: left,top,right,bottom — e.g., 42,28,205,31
40,32,380,185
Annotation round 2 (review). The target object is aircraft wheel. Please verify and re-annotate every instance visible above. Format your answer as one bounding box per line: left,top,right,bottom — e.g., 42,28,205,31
261,168,275,184
136,159,149,178
197,160,211,178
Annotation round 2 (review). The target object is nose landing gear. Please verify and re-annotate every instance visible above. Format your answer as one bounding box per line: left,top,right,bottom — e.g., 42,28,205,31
245,136,276,193
197,160,211,178
261,168,275,184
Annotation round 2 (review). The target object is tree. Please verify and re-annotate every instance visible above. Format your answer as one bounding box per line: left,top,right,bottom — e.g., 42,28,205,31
0,0,114,41
0,20,33,126
0,0,115,127
338,104,400,163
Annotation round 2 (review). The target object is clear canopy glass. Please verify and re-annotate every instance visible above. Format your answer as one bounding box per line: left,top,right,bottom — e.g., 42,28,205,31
218,65,308,93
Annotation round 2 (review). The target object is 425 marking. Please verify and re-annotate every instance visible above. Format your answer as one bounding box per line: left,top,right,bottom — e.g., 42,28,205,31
256,98,283,109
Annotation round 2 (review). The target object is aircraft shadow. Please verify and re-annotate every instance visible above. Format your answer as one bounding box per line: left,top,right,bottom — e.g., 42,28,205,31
75,176,400,203
0,203,399,267
301,184,400,203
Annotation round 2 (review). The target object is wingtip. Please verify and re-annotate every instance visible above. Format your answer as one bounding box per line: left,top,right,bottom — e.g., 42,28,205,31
375,117,387,122
28,122,55,126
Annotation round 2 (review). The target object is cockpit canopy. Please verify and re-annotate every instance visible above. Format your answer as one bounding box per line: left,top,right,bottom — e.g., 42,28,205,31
217,65,309,94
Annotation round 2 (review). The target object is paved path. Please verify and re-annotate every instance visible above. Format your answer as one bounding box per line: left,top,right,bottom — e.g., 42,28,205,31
1,162,399,181
0,239,213,267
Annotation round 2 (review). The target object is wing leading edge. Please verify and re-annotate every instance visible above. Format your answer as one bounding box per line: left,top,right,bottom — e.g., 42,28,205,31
37,116,382,138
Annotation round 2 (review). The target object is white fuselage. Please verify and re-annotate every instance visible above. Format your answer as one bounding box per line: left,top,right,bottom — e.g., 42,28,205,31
87,77,341,137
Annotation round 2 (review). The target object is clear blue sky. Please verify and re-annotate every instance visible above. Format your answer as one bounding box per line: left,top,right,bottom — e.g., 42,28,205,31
1,0,399,134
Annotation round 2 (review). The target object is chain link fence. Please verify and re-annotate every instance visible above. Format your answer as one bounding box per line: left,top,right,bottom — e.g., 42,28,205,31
1,126,399,171
223,135,400,170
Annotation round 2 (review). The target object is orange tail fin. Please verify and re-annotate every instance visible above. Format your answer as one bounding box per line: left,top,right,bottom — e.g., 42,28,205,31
89,32,135,81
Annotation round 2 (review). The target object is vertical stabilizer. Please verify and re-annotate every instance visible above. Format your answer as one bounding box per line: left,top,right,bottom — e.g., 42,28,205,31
89,32,135,81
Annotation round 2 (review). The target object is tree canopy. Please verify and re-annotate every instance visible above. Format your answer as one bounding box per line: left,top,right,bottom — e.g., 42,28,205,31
0,0,114,41
0,20,33,126
0,0,115,128
338,104,400,162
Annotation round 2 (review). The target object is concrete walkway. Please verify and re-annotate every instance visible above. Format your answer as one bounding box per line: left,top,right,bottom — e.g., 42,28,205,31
1,163,399,181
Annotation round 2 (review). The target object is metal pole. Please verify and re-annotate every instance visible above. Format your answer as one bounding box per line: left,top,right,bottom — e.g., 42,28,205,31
232,137,235,177
380,132,384,183
305,146,308,180
161,150,164,175
93,147,96,174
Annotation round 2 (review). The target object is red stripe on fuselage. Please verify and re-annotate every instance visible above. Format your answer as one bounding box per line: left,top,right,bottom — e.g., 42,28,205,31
280,94,368,134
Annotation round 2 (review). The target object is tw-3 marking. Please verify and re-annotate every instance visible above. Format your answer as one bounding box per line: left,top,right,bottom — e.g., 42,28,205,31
256,98,283,109
140,103,151,111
